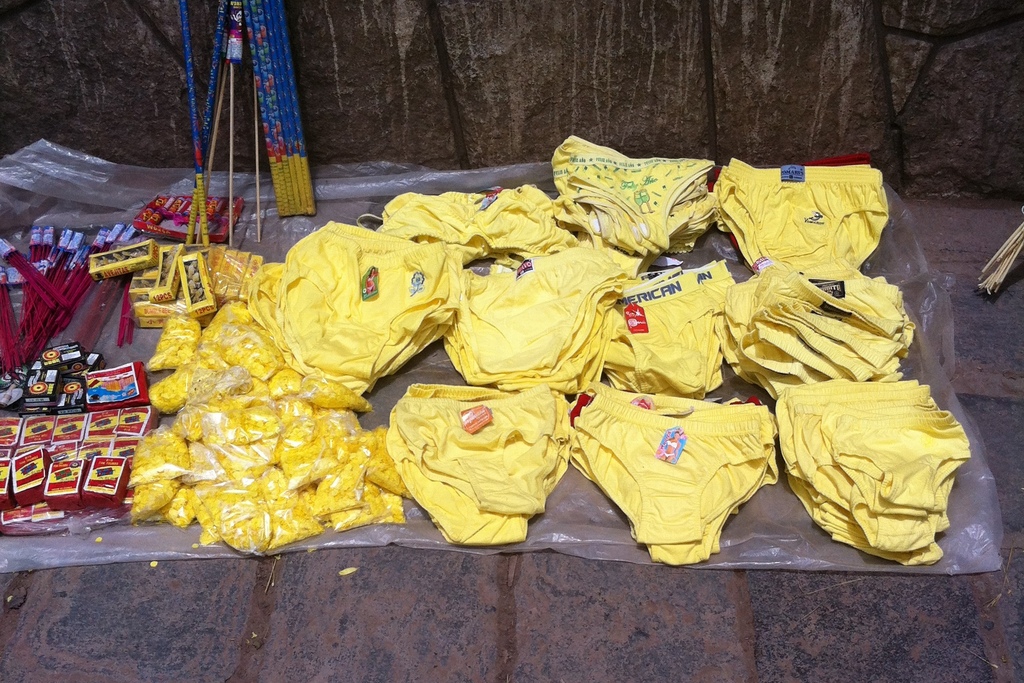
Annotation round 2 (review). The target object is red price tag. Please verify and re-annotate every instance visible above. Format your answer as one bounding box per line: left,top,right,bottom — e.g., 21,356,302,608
624,303,649,334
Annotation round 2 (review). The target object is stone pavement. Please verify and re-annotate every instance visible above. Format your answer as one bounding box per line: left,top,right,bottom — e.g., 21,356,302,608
1,198,1022,683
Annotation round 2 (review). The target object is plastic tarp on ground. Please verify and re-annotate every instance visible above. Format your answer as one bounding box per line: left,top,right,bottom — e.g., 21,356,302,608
0,140,1003,574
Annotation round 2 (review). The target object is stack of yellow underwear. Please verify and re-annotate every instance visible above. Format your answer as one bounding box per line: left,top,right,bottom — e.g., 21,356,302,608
385,384,571,545
248,223,460,395
603,260,735,398
722,260,915,398
570,383,778,565
776,380,971,565
552,136,716,270
375,186,578,267
715,159,888,271
444,247,630,394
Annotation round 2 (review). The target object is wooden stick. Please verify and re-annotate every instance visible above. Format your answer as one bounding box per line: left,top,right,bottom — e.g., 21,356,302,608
204,68,227,190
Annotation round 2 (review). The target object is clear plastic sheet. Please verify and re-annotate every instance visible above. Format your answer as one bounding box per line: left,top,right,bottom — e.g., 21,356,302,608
0,140,1002,573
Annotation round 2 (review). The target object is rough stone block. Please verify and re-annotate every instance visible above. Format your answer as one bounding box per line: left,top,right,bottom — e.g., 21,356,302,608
748,572,994,682
438,0,711,167
882,0,1024,35
257,547,502,682
0,0,200,168
885,33,932,115
0,559,256,683
513,554,757,681
287,0,457,168
899,23,1024,198
1000,552,1024,676
710,0,898,183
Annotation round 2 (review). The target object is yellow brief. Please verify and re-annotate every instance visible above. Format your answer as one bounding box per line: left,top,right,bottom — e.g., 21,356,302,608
385,384,570,545
715,159,888,271
776,380,970,565
552,136,716,257
604,261,735,397
247,223,460,395
377,186,578,267
444,247,630,393
570,387,777,565
722,260,914,397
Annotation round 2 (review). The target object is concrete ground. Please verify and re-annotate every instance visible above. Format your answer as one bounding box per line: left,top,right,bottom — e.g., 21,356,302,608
0,198,1022,683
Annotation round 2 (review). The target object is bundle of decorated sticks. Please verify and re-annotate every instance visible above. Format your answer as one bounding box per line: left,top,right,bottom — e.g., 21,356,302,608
979,207,1024,295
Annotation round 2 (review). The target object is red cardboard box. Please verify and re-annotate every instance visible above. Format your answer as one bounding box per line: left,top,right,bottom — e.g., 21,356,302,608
82,455,131,508
43,458,87,511
11,447,51,507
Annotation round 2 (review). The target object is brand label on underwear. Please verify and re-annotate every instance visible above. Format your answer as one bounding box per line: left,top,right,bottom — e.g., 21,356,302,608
780,165,805,183
361,266,379,301
515,259,534,280
460,405,493,434
809,278,846,299
631,396,655,410
752,257,775,273
478,187,503,210
655,427,687,464
619,280,683,306
624,303,649,334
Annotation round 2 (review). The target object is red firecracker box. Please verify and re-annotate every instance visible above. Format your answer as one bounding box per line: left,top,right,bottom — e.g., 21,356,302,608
85,363,149,410
11,447,51,507
43,458,87,511
116,406,155,437
20,415,55,446
0,417,23,447
82,454,131,508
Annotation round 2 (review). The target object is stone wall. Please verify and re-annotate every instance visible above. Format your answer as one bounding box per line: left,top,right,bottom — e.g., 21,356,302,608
1,0,1021,198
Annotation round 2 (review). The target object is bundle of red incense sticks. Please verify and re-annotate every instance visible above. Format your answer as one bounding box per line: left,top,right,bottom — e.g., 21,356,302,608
0,225,140,372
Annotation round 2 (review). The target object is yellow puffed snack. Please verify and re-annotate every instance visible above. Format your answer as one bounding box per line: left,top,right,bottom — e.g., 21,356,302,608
363,427,410,498
148,315,202,371
194,479,272,554
161,487,198,528
300,371,373,412
330,482,405,532
129,427,191,487
269,368,303,399
259,469,324,551
131,479,181,523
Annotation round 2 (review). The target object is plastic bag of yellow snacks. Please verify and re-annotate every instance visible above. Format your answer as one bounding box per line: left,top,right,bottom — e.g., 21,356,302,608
149,363,196,414
161,487,198,528
215,324,284,381
148,315,202,371
300,371,372,412
330,482,405,532
131,479,180,523
194,479,272,554
276,417,333,490
356,426,410,498
130,427,191,487
259,469,323,551
201,404,281,446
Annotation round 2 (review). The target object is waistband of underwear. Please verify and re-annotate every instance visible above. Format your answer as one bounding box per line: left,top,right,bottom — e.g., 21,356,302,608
316,222,447,266
778,380,925,404
586,382,767,419
619,262,732,306
579,392,763,436
399,383,556,411
722,158,883,186
819,405,960,430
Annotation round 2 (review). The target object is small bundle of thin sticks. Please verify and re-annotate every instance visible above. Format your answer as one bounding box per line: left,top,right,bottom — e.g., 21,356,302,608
979,207,1024,295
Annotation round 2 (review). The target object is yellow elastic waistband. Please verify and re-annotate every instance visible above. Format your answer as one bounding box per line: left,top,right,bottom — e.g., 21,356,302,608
723,159,882,186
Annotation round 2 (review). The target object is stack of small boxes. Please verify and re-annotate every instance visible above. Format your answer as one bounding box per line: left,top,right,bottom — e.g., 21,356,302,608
0,343,157,533
129,245,262,328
